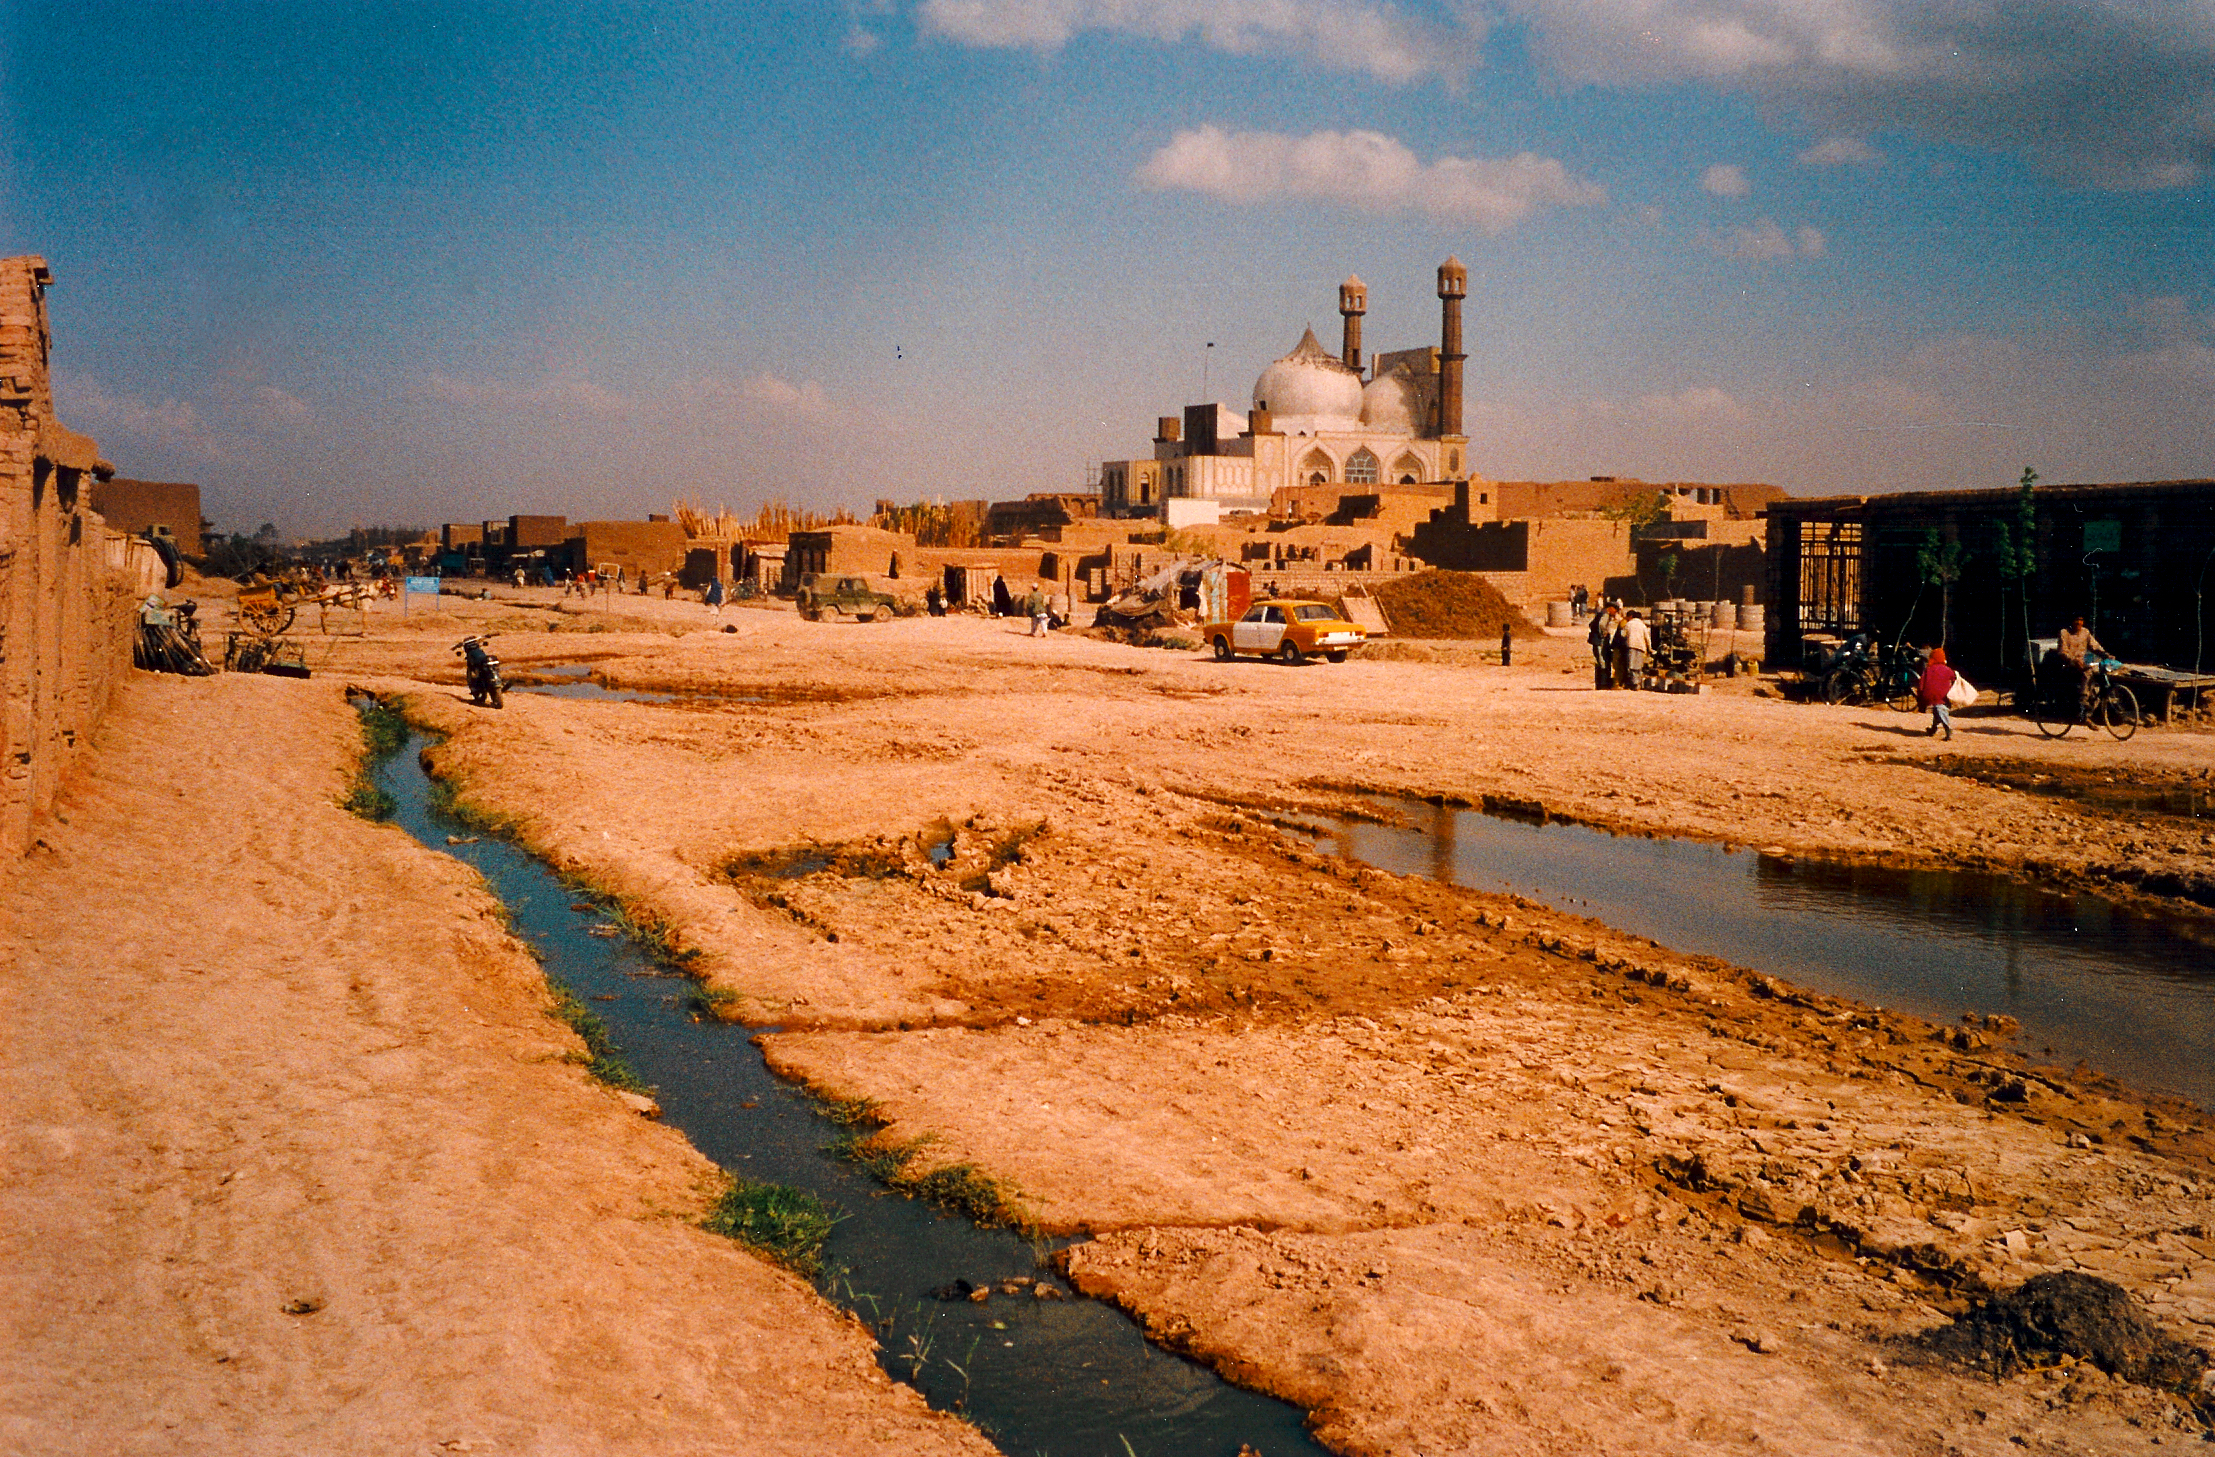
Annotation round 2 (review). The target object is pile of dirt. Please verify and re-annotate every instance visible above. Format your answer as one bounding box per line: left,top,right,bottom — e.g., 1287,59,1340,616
1372,569,1544,641
1921,1272,2209,1390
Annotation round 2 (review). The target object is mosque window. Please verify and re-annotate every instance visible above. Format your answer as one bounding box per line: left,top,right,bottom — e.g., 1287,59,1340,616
1299,447,1334,485
1346,448,1379,485
1391,452,1424,481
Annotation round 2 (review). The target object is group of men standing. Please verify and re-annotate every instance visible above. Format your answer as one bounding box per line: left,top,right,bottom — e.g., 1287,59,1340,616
1586,601,1651,690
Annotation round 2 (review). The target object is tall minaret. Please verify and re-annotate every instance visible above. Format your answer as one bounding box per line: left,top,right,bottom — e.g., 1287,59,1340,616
1435,256,1467,447
1338,275,1367,372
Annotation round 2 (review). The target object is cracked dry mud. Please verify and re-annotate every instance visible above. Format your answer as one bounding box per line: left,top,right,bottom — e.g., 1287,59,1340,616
327,590,2215,1454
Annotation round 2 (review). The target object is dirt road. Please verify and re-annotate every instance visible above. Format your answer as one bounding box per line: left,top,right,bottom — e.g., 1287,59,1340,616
309,595,2215,1454
0,671,992,1456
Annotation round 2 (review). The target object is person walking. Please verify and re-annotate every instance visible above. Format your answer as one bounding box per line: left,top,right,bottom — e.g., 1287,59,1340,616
1620,610,1651,690
1587,602,1617,690
1025,583,1049,637
1917,645,1958,740
705,576,725,617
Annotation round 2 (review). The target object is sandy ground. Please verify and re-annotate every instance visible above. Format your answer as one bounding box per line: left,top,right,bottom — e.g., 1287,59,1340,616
41,584,2215,1454
0,670,993,1456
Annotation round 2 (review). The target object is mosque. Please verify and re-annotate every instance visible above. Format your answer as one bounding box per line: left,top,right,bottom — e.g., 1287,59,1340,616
1098,259,1473,525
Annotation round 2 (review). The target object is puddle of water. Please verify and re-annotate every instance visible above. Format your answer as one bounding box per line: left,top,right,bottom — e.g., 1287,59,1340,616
1299,799,2215,1110
374,734,1323,1457
509,662,769,706
925,818,957,868
513,680,676,703
2026,781,2212,820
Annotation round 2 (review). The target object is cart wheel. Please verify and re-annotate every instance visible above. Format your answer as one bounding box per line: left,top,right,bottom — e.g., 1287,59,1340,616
243,603,294,636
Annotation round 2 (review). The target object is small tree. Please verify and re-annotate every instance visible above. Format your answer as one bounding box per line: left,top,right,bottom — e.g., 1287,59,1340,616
1600,489,1669,530
1917,528,1967,649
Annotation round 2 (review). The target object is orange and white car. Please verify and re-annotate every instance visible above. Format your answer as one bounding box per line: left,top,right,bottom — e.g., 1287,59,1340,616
1204,598,1368,664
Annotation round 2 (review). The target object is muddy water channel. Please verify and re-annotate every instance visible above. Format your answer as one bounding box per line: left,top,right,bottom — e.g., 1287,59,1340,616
374,736,1323,1457
1301,799,2215,1110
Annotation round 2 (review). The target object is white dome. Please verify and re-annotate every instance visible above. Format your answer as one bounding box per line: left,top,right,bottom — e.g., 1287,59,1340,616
1252,326,1363,430
1360,370,1423,435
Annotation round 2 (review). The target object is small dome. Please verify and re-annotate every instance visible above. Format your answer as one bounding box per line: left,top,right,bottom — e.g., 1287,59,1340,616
1361,369,1424,435
1252,326,1363,429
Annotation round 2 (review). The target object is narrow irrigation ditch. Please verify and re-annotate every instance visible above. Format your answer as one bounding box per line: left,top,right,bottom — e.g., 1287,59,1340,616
1295,795,2215,1110
367,718,1327,1457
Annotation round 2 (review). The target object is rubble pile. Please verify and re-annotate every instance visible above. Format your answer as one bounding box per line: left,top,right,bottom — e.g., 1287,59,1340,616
1373,569,1543,641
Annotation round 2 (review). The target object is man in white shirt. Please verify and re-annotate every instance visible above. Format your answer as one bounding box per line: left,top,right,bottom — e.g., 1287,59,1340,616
1620,611,1652,689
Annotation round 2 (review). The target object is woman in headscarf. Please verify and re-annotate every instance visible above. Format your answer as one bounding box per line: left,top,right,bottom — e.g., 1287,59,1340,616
1916,646,1958,741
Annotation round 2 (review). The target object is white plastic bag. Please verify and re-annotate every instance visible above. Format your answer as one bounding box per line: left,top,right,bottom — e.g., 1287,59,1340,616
1945,672,1978,709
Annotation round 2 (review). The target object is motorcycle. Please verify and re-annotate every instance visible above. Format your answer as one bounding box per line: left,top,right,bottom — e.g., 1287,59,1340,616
454,634,505,709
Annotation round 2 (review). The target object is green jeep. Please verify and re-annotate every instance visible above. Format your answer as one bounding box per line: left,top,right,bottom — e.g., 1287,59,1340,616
797,573,897,622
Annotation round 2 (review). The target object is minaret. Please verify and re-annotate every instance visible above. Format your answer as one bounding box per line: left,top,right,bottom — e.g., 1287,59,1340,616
1435,256,1467,446
1338,275,1367,372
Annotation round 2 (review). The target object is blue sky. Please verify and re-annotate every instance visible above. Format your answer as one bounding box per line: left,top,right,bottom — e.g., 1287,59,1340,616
4,1,2211,536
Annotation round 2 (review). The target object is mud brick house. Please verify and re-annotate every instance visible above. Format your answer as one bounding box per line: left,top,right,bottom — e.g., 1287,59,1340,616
1407,484,1636,608
1763,479,2215,685
984,493,1099,542
782,525,913,586
1,256,160,853
560,518,689,579
480,514,568,573
89,477,202,555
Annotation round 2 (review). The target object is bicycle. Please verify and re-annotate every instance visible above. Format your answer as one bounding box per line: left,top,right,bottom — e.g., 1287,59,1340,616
2031,655,2139,741
1822,640,1924,711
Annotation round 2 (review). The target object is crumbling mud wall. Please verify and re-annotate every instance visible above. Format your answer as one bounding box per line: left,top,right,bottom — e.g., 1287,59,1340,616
1,256,156,855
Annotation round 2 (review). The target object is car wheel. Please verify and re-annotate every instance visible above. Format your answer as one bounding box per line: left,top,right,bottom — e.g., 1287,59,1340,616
1278,639,1303,665
1213,635,1233,662
1327,650,1348,663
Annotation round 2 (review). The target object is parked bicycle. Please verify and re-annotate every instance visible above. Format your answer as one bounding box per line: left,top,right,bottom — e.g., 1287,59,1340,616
1821,636,1925,711
2030,654,2138,741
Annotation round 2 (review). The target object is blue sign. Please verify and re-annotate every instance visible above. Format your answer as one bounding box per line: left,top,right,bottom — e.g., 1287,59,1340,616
404,576,441,595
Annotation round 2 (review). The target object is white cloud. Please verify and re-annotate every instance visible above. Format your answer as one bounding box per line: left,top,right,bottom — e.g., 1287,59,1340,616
1631,386,1748,424
1506,1,2215,188
736,372,835,418
1708,217,1826,261
1136,125,1605,232
675,372,839,425
2123,295,2214,346
52,373,220,456
245,385,314,432
2113,341,2215,393
844,25,883,54
1699,163,1750,197
417,373,632,416
1797,134,1882,166
916,0,1468,83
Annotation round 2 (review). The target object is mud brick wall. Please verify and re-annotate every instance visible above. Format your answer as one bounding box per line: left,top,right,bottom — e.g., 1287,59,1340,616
90,477,202,555
565,520,690,578
1,256,154,856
